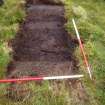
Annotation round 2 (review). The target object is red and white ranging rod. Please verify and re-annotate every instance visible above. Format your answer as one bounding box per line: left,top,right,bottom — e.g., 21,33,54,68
0,75,84,83
72,18,92,79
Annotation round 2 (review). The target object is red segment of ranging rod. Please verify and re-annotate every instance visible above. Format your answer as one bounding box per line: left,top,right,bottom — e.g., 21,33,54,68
0,77,43,83
72,19,92,79
0,75,84,83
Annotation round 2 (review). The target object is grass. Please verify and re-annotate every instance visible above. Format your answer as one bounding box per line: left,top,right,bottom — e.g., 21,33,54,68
65,0,105,105
0,81,73,105
0,0,105,105
0,0,25,77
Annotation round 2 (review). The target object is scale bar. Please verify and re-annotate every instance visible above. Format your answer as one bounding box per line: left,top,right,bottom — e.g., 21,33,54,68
0,75,84,83
72,18,92,79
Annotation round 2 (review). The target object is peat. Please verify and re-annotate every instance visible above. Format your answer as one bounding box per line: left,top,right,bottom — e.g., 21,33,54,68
7,1,78,78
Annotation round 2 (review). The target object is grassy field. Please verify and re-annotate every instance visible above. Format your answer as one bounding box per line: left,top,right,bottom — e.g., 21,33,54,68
0,0,105,105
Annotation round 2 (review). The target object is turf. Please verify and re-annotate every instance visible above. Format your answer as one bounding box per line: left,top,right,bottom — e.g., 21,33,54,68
65,0,105,105
0,0,25,77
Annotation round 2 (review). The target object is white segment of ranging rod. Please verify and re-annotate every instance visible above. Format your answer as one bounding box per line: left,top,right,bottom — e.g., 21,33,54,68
43,75,84,80
72,19,81,40
72,18,92,79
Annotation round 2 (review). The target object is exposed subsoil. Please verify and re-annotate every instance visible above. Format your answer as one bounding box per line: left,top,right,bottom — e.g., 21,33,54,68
6,0,89,103
8,1,78,78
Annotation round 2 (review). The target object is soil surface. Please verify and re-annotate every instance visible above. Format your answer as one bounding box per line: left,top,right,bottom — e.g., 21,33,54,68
7,1,78,78
6,1,89,103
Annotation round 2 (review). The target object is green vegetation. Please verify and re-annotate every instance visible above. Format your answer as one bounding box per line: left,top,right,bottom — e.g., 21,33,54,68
65,0,105,105
0,81,72,105
0,0,25,77
0,0,105,105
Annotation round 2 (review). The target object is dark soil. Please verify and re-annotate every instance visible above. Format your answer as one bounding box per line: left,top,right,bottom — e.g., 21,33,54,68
7,1,78,78
6,1,90,103
26,0,64,6
0,0,4,6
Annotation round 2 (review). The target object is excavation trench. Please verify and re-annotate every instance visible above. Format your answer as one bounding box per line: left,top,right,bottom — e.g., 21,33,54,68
7,2,78,77
5,0,89,102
